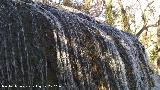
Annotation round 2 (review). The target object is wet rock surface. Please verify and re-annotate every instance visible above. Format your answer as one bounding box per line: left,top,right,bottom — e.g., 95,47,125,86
0,0,154,90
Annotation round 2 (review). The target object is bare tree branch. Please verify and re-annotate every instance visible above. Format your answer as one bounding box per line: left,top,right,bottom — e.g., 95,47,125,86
136,23,158,37
136,0,156,37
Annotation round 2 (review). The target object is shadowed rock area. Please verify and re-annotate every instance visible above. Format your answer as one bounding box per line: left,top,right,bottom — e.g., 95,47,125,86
0,0,154,90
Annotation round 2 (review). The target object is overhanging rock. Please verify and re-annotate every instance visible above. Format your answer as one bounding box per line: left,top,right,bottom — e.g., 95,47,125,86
0,0,154,90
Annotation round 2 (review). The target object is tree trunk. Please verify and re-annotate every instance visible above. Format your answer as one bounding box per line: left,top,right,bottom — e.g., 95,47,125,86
156,15,160,74
105,0,113,25
118,0,131,32
157,16,160,57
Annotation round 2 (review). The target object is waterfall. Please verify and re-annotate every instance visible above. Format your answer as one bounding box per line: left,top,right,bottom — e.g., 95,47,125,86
0,0,155,90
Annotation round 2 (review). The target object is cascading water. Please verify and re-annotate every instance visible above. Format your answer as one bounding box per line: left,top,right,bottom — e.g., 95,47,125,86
0,0,156,90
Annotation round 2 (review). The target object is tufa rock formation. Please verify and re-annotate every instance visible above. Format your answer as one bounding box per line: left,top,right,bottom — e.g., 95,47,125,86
0,0,154,90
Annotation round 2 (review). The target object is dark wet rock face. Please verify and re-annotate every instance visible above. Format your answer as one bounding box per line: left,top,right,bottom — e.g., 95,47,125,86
0,0,154,90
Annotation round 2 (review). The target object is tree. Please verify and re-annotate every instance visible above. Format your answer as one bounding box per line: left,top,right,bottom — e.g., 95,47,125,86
118,0,131,32
157,15,160,58
136,1,156,37
134,0,156,48
105,0,113,25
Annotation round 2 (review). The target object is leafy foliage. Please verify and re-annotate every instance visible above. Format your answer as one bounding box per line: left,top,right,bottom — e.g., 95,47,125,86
149,45,158,64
